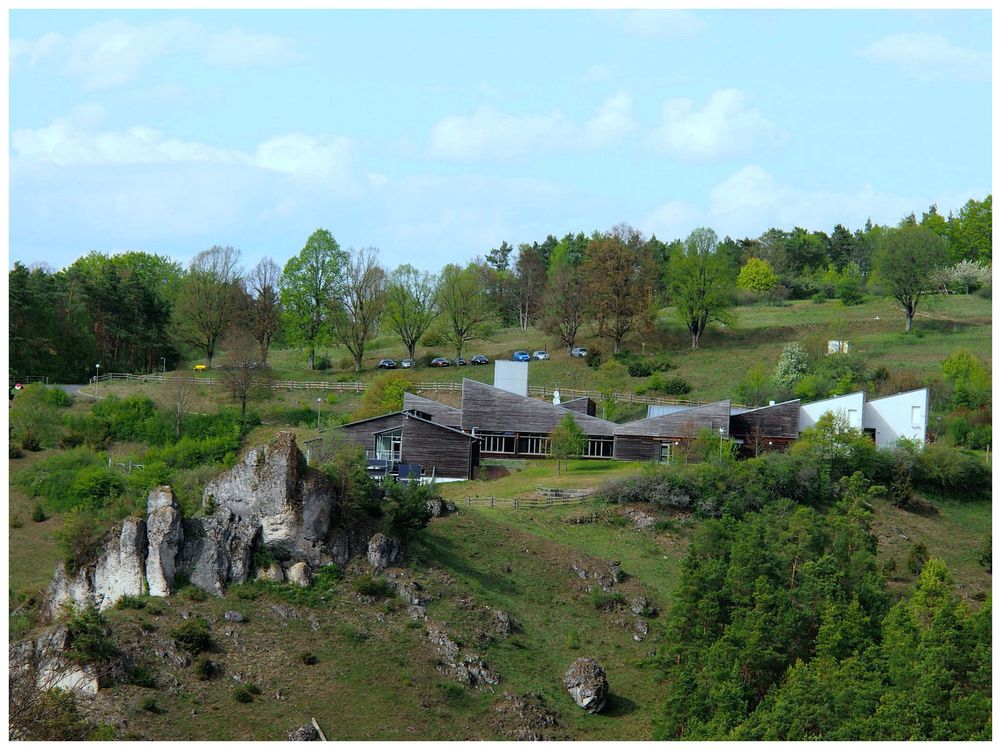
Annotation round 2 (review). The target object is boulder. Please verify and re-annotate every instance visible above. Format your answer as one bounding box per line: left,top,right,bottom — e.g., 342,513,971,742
367,533,400,573
179,511,259,597
146,486,183,597
426,497,446,518
629,596,653,616
287,725,320,741
623,508,656,530
287,562,312,588
490,692,562,741
224,610,245,623
563,657,608,714
256,562,285,583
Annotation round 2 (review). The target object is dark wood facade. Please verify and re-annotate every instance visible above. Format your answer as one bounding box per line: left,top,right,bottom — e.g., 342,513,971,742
613,436,661,462
729,400,800,456
461,379,615,437
613,400,731,462
339,412,404,452
560,397,597,416
401,413,478,479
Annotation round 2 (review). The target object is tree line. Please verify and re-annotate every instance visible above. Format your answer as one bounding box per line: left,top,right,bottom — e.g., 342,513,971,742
9,195,991,381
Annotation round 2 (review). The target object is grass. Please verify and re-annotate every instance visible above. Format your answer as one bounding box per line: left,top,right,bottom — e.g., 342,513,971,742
437,458,647,501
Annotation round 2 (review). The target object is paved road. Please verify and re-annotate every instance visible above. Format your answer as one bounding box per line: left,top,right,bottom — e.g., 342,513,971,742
55,384,98,399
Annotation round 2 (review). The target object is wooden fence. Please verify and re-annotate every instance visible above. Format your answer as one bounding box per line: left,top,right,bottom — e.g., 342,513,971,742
460,495,592,510
88,372,711,407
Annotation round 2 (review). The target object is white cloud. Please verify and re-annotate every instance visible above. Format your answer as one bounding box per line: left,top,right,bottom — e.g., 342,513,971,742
859,32,989,81
428,93,636,160
12,111,357,191
11,19,300,89
620,10,706,38
644,199,702,240
649,88,785,163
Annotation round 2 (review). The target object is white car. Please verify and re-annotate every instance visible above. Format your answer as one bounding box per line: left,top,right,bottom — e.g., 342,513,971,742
570,347,588,358
532,350,550,361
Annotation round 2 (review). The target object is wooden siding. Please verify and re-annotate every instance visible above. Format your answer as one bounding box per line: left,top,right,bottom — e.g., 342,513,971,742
461,378,615,437
613,436,661,462
403,392,462,427
730,400,800,440
338,413,404,453
615,400,731,438
401,413,476,479
561,397,597,417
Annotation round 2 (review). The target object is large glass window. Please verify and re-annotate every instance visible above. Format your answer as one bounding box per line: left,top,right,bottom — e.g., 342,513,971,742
584,438,614,457
479,432,515,453
517,435,550,455
374,428,402,462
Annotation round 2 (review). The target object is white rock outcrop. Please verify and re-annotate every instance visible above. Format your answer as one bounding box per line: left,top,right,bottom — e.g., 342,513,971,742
367,533,400,572
146,486,183,597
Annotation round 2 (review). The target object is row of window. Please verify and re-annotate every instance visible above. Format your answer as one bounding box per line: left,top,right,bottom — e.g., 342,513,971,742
477,432,614,458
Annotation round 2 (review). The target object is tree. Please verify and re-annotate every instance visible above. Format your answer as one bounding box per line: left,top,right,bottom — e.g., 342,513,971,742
243,257,281,364
874,224,948,332
436,263,494,359
166,373,193,439
331,248,387,373
171,246,243,369
353,371,416,421
736,258,779,295
948,195,991,263
581,223,656,355
384,265,439,362
219,329,274,416
669,227,737,349
281,229,347,370
542,259,585,354
514,243,548,332
550,412,586,474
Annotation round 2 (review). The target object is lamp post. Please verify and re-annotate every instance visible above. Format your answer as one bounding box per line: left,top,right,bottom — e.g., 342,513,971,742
160,356,166,375
316,397,322,431
95,363,101,383
719,427,725,460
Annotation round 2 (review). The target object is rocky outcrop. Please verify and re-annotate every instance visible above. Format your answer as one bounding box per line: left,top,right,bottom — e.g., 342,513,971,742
11,626,101,699
427,627,501,689
287,725,320,741
563,657,608,714
426,498,457,518
146,487,183,597
42,518,147,620
41,432,378,618
490,692,562,741
623,507,656,530
367,533,400,572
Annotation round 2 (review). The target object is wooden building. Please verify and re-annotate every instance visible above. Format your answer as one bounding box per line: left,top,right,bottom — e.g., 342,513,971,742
729,399,800,456
460,379,616,459
613,400,731,462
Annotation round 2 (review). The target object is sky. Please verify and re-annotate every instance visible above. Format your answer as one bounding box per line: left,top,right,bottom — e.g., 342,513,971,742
7,8,992,273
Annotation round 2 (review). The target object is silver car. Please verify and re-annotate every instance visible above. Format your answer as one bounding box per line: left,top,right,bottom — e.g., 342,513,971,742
532,350,550,360
570,347,588,358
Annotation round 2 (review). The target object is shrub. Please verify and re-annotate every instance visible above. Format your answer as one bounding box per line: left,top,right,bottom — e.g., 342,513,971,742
233,683,261,703
139,697,161,714
115,595,146,610
585,349,603,369
56,508,106,573
299,651,319,665
627,360,653,378
194,657,220,681
59,428,85,449
588,589,625,611
657,376,692,396
774,343,811,388
382,478,435,539
810,292,827,304
69,466,125,510
9,444,23,459
127,664,156,688
913,443,990,497
32,504,47,523
650,354,674,372
170,617,213,654
21,430,41,451
836,277,865,305
65,608,117,665
314,356,332,371
907,542,929,574
353,574,393,598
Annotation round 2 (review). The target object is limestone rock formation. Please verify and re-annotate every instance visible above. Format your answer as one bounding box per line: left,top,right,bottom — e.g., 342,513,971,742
146,486,183,597
367,533,400,572
256,562,285,582
42,518,148,621
287,725,320,741
563,657,608,714
287,562,312,587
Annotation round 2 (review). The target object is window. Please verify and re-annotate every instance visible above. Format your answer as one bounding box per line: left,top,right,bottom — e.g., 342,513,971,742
911,405,923,429
659,442,671,462
480,432,515,454
517,435,550,455
374,428,402,462
584,438,614,458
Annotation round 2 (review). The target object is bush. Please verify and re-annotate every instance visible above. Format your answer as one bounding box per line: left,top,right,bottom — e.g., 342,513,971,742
170,617,213,654
382,478,435,539
907,542,929,574
643,375,691,396
627,360,653,378
299,651,319,665
585,348,603,369
32,504,47,523
21,430,41,451
56,508,106,573
69,466,125,511
353,574,393,598
9,444,23,459
233,683,261,703
913,443,990,497
588,589,625,611
59,428,85,449
314,356,331,371
836,277,865,305
115,595,146,610
65,608,117,665
194,657,220,681
139,696,161,714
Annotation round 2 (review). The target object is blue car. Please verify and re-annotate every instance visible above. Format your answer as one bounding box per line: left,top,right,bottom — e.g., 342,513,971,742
512,350,530,362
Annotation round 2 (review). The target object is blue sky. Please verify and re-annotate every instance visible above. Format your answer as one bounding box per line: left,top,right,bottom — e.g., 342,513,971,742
8,9,992,273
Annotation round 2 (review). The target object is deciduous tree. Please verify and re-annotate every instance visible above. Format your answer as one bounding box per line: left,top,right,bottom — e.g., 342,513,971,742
437,263,494,359
243,257,281,364
171,246,243,369
384,265,439,362
669,227,737,349
873,224,948,332
331,247,387,373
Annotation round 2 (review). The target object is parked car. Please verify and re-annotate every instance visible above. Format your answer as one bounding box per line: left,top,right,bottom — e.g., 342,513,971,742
193,364,207,371
532,350,550,361
430,357,451,367
470,354,489,365
454,357,467,366
570,347,588,358
400,358,415,369
512,350,530,362
377,359,398,369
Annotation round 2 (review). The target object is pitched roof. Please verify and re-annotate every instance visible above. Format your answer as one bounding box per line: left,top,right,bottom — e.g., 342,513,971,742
460,378,616,436
403,392,463,427
403,411,476,440
614,400,731,437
